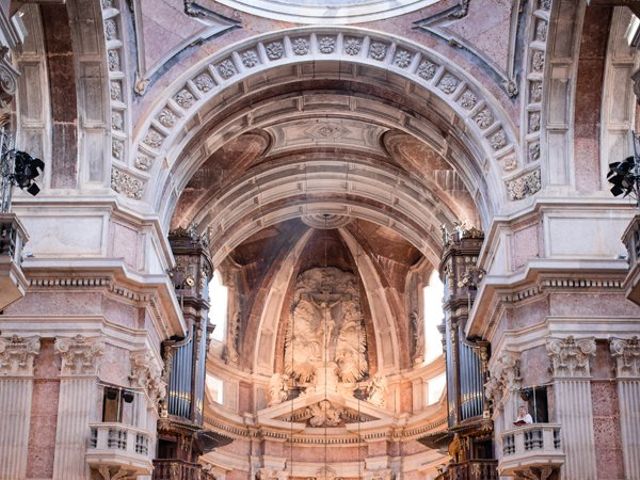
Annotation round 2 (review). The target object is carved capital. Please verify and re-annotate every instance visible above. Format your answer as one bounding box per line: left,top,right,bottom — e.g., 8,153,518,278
546,336,596,378
130,350,167,409
610,336,640,379
54,335,105,376
484,351,521,407
0,335,40,376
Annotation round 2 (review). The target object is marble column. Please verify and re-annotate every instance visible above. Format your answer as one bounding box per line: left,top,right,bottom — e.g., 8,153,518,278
0,335,40,480
52,335,104,480
546,336,597,480
610,337,640,480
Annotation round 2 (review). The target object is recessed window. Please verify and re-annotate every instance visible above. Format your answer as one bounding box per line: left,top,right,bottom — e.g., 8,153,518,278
208,270,228,342
102,386,135,423
423,270,444,364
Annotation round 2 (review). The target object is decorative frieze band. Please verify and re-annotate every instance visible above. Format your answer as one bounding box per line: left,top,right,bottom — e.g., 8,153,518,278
130,350,167,409
546,336,596,378
484,351,521,408
54,335,105,376
610,337,640,379
0,335,40,376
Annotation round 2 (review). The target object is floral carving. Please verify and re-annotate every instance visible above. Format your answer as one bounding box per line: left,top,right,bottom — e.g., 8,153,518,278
104,18,118,41
344,37,362,56
194,74,214,92
174,89,195,109
393,49,413,68
111,111,123,131
112,139,124,159
158,108,176,128
292,38,310,55
265,41,284,60
528,142,541,162
241,50,259,67
55,335,105,375
484,351,521,408
110,80,122,101
459,90,477,110
0,335,40,376
369,42,388,61
143,129,164,149
130,350,167,408
535,20,548,42
108,50,120,71
111,168,144,200
531,50,545,73
546,336,596,378
217,59,237,79
135,153,153,171
417,61,437,80
474,108,494,129
530,81,543,103
438,74,460,94
319,36,336,54
489,129,507,150
506,168,541,200
305,400,344,427
610,337,640,378
528,111,541,132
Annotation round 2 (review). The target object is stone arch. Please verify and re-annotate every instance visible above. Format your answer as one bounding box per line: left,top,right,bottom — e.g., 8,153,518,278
123,27,529,230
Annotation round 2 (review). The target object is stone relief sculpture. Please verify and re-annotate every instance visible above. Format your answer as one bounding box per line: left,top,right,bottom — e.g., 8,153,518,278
366,374,387,407
268,372,290,406
282,268,369,394
409,311,425,364
306,399,344,427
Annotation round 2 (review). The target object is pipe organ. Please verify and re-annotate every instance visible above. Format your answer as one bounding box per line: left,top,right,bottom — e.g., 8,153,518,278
153,227,230,480
421,226,496,480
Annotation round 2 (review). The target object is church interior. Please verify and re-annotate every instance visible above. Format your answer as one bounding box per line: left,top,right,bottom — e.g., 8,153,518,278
0,0,640,479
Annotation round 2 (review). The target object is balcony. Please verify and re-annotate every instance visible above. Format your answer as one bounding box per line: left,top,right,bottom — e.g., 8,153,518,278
0,213,28,310
623,214,640,306
499,423,564,477
86,422,153,476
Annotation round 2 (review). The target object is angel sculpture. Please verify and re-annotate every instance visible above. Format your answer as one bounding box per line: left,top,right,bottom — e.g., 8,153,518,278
283,299,322,383
268,373,290,406
366,374,387,407
335,301,368,383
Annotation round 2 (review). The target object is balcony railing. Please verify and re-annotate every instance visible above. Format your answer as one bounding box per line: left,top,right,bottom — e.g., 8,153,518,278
499,423,564,476
86,422,153,475
0,213,28,310
152,459,202,480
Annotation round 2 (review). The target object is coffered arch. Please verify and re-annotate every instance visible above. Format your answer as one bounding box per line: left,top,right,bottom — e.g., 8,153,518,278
123,27,530,232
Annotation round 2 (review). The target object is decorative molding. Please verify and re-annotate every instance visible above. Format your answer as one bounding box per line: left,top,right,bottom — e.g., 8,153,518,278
484,351,521,408
364,468,394,480
413,0,523,97
134,28,523,202
54,335,105,376
610,336,640,379
111,167,145,200
546,336,596,379
0,335,40,376
256,467,288,480
506,168,541,200
130,350,167,409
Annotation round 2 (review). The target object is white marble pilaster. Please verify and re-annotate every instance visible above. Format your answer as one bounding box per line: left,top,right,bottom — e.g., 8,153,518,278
611,337,640,480
547,336,597,480
0,335,40,480
52,335,104,480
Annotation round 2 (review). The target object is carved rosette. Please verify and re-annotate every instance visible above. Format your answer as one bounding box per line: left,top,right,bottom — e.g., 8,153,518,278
546,336,596,378
130,350,167,409
54,335,105,376
484,351,521,408
610,337,640,379
0,335,41,376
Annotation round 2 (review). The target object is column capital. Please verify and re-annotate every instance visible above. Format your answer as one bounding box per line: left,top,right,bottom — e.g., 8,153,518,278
546,336,596,379
484,351,521,408
130,349,167,410
610,336,640,379
0,335,40,376
54,335,105,376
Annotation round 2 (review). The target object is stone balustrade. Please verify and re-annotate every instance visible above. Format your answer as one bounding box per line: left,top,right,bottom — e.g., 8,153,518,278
499,423,564,477
0,213,28,310
86,422,153,475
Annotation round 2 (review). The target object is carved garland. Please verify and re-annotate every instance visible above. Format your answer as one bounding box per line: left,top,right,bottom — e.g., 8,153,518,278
132,29,526,201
